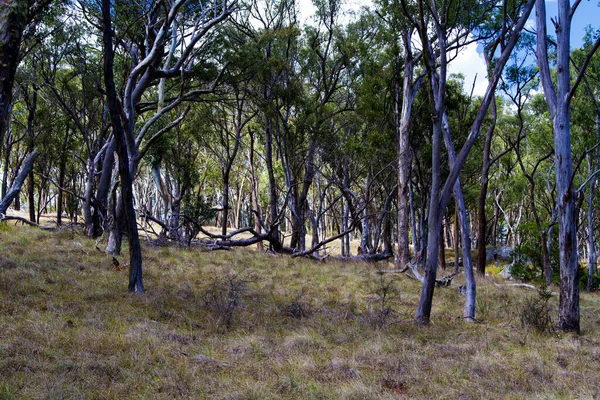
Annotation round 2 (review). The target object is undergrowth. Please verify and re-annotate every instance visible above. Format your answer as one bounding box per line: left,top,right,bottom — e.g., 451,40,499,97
1,224,600,399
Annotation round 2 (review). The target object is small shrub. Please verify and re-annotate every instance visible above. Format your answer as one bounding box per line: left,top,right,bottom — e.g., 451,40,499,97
370,272,401,328
518,286,555,335
202,268,256,329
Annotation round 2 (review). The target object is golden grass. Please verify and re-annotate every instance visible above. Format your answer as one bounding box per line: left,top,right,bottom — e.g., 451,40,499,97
1,223,600,399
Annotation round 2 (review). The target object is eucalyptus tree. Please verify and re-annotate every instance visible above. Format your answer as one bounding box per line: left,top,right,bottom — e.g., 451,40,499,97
571,30,600,292
375,0,424,267
98,0,237,291
398,0,535,324
235,0,300,251
535,0,600,333
499,39,559,284
0,0,53,163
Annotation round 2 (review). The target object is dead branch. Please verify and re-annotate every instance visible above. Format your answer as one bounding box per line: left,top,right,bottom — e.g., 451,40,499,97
0,215,56,230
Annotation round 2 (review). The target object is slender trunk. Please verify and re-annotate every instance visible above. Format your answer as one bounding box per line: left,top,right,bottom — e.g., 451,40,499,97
96,139,116,233
0,150,38,215
414,113,443,324
542,230,552,285
477,100,497,275
264,117,281,251
1,117,12,198
438,235,446,271
102,0,143,292
397,30,419,267
588,154,597,292
409,180,419,257
27,171,35,222
56,157,66,226
536,0,579,332
222,175,229,236
248,132,262,250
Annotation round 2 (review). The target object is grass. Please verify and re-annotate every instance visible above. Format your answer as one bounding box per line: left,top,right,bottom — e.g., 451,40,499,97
1,223,600,399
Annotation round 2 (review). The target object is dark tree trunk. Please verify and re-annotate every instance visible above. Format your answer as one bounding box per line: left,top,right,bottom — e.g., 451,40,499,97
248,131,263,250
0,0,28,155
476,100,497,275
102,0,144,292
28,171,35,222
56,158,66,226
264,117,281,251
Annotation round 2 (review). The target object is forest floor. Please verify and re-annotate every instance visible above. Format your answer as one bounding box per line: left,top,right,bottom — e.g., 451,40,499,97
1,223,600,399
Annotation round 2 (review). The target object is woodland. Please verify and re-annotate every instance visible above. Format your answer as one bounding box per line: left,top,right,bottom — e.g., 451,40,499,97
1,0,600,363
3,0,600,397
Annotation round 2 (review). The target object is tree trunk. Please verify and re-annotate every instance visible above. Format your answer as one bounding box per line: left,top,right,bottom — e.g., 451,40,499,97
588,152,597,292
476,99,497,275
0,0,31,155
102,0,144,292
0,150,38,215
264,117,281,251
248,131,262,250
56,154,66,226
535,0,580,333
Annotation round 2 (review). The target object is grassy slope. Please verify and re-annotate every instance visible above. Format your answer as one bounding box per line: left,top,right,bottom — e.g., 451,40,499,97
1,224,600,399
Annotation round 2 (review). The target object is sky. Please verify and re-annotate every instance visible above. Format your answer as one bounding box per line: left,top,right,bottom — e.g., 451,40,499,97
296,0,600,97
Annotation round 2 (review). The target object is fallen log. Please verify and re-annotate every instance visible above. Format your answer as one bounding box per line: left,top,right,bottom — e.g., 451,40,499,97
0,215,55,230
494,283,558,296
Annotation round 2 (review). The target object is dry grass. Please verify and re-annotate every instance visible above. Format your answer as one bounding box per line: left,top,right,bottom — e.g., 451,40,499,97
1,223,600,399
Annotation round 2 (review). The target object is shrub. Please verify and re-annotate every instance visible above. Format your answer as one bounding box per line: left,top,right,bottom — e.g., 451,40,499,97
518,286,555,335
202,269,256,329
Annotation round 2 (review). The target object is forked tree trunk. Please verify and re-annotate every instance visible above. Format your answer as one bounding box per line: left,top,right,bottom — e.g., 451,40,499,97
102,0,144,292
413,0,535,324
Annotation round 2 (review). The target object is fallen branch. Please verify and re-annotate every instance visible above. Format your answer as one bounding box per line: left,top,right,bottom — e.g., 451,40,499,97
0,215,56,230
494,283,558,296
376,266,410,274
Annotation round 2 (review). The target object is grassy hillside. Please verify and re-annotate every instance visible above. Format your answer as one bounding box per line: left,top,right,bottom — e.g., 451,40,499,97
1,223,600,399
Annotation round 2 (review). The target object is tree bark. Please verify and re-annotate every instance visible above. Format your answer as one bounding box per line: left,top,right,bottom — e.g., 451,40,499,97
535,0,584,333
0,149,38,216
102,0,144,292
397,30,420,267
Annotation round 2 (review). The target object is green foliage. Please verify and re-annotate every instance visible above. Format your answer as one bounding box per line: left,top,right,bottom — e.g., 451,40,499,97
518,287,555,335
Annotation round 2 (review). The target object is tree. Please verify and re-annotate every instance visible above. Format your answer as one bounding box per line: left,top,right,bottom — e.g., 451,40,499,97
535,0,600,333
401,0,535,324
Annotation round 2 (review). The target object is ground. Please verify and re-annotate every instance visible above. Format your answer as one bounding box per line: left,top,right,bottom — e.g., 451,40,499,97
1,222,600,399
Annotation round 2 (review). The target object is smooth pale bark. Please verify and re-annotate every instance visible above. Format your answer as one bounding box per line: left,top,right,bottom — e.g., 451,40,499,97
412,0,535,324
534,0,599,333
442,113,476,321
0,150,38,216
397,30,421,267
587,121,599,292
409,179,420,257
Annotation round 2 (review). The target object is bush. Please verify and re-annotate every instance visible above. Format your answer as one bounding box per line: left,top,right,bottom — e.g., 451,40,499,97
202,269,256,330
509,248,538,282
518,287,555,335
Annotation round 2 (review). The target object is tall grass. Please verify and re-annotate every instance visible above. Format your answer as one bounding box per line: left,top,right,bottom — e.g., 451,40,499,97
1,224,600,399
